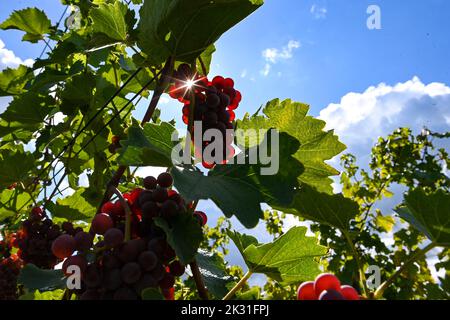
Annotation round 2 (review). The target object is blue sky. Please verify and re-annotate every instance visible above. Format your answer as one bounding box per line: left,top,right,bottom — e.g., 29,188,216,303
1,0,450,284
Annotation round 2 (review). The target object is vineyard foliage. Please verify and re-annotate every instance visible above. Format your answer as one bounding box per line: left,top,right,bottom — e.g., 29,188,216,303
0,0,449,300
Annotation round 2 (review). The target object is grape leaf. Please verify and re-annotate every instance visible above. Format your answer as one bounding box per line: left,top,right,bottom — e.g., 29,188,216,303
18,264,66,291
1,92,55,124
0,150,35,189
0,7,51,42
154,214,203,265
171,132,303,228
46,188,97,221
196,249,234,299
396,188,450,246
118,122,178,168
237,98,346,193
227,230,259,256
19,289,65,300
0,65,32,96
137,0,263,64
90,2,128,42
276,185,359,231
0,189,34,222
230,227,327,284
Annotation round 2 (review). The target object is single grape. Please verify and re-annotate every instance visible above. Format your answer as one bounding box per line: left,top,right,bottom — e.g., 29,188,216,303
314,273,341,296
157,172,173,188
102,252,121,270
143,176,157,190
117,242,139,263
138,251,158,272
148,238,166,258
297,281,317,300
83,264,102,288
102,269,122,290
138,190,154,208
149,264,166,282
134,274,159,296
206,94,221,109
121,262,142,285
104,228,124,248
51,234,76,259
340,285,360,300
101,202,115,214
193,211,207,226
160,200,179,219
318,289,345,300
91,213,114,235
74,231,93,252
142,201,159,219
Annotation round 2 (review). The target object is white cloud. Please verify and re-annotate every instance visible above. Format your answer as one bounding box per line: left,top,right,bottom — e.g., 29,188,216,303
311,4,327,19
260,40,300,77
0,39,34,70
319,76,450,162
240,69,247,78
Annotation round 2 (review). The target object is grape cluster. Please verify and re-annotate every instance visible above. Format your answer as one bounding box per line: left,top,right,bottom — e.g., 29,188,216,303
297,273,360,300
13,207,72,268
169,64,241,169
0,254,22,300
59,172,204,300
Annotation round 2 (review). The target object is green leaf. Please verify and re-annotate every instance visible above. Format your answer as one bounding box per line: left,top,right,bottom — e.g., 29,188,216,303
154,214,203,265
0,8,51,42
1,92,55,124
118,122,178,168
0,189,34,222
195,44,216,75
227,230,259,256
141,288,165,300
237,99,346,193
230,227,326,284
90,2,128,42
0,65,32,96
19,289,65,300
0,150,35,189
196,249,234,299
396,188,450,246
18,264,66,291
46,188,97,221
277,185,359,231
236,287,260,300
171,131,303,228
137,0,263,64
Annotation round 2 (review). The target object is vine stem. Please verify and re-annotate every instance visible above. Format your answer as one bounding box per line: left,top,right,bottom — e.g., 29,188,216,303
223,271,253,300
108,186,133,241
189,260,209,300
374,242,437,299
343,230,369,297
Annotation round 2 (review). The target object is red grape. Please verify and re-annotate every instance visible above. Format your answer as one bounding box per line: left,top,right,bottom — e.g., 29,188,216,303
340,285,360,300
51,234,76,259
318,289,345,300
314,273,341,296
297,281,317,300
91,213,114,235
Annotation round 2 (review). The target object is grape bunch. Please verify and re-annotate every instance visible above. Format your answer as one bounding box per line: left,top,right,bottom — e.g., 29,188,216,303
0,254,22,300
13,207,69,268
297,273,360,300
168,64,241,169
58,172,204,300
